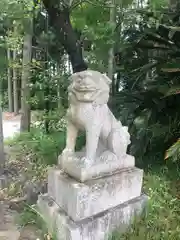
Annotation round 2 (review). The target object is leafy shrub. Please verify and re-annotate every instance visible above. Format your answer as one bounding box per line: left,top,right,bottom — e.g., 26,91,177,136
110,4,180,160
31,109,66,132
6,128,66,166
6,122,86,167
165,139,180,162
5,128,65,198
18,204,58,239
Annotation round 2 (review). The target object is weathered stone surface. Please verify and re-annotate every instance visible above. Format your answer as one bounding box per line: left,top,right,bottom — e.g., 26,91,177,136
60,151,135,182
48,167,143,221
38,194,148,240
59,70,131,168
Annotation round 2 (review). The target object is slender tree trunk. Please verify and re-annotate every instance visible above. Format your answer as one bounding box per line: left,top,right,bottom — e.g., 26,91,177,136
42,0,87,73
0,107,5,171
57,83,62,110
44,15,50,134
13,50,19,115
57,65,62,110
116,72,120,92
7,48,13,112
108,0,116,95
20,19,33,132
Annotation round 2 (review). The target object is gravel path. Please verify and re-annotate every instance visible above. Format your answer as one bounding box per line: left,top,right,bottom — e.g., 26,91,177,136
0,202,20,240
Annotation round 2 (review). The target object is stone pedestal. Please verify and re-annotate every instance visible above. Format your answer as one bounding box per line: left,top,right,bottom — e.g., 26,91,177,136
38,194,147,240
48,167,143,221
38,154,147,240
60,149,135,182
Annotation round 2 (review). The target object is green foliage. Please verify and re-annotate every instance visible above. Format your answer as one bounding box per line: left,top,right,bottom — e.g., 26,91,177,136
33,111,66,132
110,3,180,160
111,163,180,240
18,204,57,239
30,67,70,112
6,122,86,167
5,126,65,198
71,2,110,71
18,205,41,227
165,139,180,162
6,128,66,166
1,0,180,239
71,0,134,71
0,0,36,24
148,0,169,11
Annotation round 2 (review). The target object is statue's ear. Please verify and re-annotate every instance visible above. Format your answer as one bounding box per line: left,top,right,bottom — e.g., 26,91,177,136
102,74,112,85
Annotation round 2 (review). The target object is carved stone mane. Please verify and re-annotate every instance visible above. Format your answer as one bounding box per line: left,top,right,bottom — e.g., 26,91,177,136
59,70,131,170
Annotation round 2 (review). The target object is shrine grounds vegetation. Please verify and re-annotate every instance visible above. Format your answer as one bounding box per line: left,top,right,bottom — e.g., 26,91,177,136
5,127,180,240
1,0,180,239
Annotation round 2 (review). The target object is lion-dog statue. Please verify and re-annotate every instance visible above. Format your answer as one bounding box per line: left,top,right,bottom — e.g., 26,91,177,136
60,70,131,167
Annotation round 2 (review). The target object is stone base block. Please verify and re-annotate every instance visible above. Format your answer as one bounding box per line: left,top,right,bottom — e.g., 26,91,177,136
37,194,148,240
48,167,143,221
60,151,135,182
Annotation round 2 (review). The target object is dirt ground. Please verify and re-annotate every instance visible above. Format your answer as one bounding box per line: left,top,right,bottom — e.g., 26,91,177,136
1,112,43,239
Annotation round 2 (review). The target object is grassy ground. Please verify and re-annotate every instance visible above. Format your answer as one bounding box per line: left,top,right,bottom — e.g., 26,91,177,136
113,163,180,240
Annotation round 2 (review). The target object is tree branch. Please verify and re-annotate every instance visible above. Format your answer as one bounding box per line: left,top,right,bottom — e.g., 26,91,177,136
71,0,110,9
42,0,87,73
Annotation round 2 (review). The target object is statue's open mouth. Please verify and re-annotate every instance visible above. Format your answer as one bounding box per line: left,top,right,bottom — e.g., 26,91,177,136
73,86,97,92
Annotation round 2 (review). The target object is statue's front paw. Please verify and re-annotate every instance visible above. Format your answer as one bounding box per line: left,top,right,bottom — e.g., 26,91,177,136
80,157,94,168
58,148,74,165
62,148,74,155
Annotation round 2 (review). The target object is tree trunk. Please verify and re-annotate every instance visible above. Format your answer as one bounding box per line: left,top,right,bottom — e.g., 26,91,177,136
108,0,116,95
42,0,87,73
56,65,62,110
7,48,13,112
13,50,19,115
20,20,33,132
44,15,50,134
0,107,5,171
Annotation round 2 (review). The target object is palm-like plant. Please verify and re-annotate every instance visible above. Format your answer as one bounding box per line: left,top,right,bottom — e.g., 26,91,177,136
112,3,180,161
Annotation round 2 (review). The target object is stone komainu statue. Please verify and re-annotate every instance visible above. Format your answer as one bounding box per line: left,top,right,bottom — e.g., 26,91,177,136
60,70,131,167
